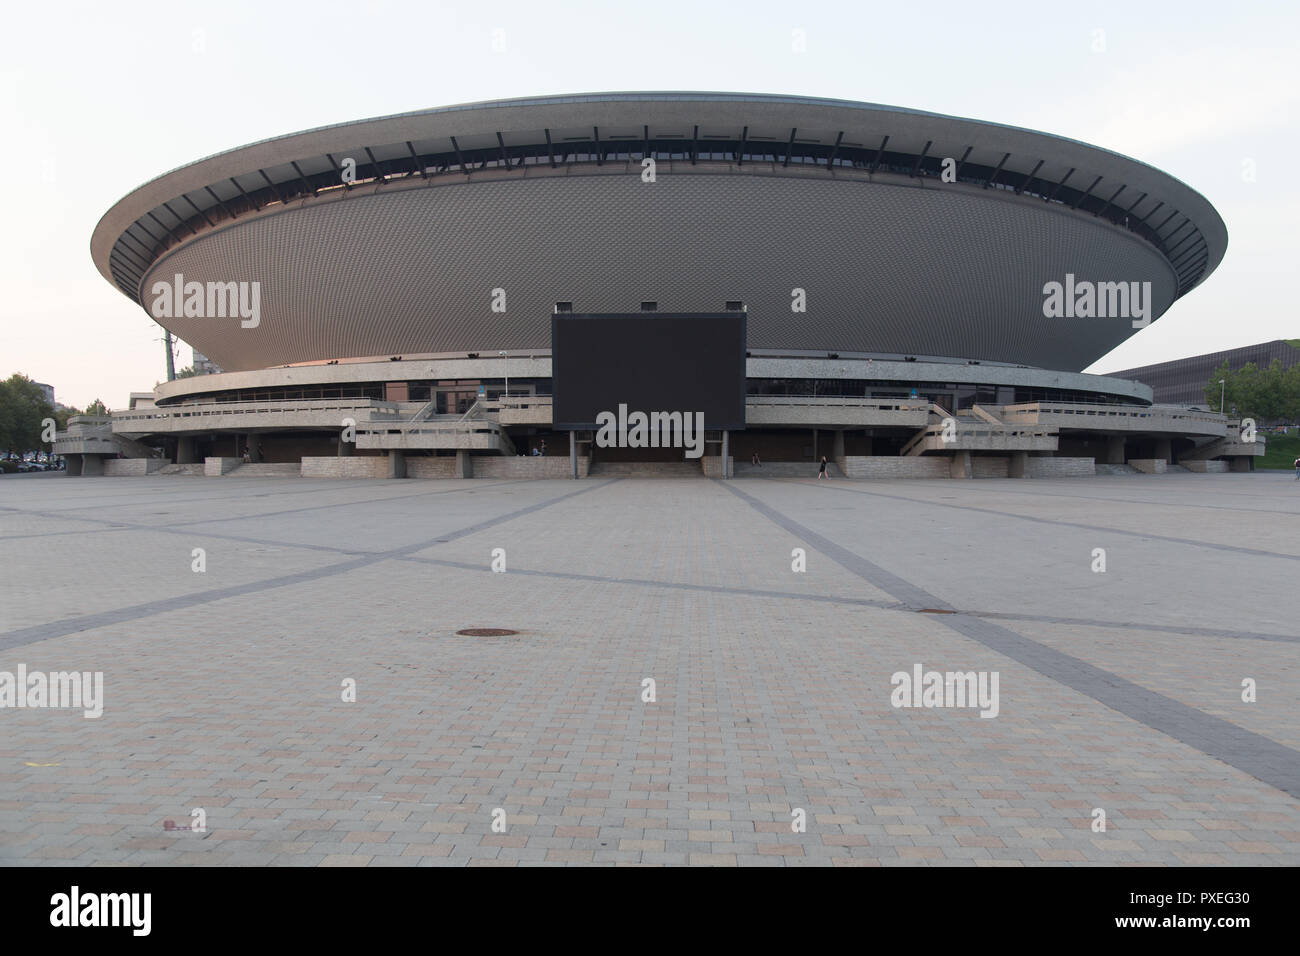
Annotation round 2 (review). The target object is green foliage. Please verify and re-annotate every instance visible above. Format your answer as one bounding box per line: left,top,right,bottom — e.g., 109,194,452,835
1205,359,1300,422
0,374,57,455
1259,430,1300,470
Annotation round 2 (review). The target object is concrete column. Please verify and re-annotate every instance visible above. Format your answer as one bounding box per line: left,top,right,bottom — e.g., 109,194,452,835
455,450,472,478
721,430,729,479
1106,436,1126,465
949,451,972,479
811,428,817,462
82,455,105,477
176,437,195,464
570,431,577,479
65,454,83,476
1154,437,1172,463
1008,451,1028,478
832,430,845,461
387,450,406,479
1230,456,1253,473
337,433,354,457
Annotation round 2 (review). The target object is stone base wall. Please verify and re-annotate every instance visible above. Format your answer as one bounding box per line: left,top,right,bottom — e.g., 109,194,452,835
301,457,388,479
203,457,242,476
103,458,167,476
472,456,588,478
972,456,1009,478
1025,457,1096,478
1183,460,1229,473
702,456,733,479
405,457,458,479
840,456,950,478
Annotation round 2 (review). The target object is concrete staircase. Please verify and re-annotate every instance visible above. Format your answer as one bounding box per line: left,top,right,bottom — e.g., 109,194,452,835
156,463,204,476
587,461,704,478
1094,463,1138,476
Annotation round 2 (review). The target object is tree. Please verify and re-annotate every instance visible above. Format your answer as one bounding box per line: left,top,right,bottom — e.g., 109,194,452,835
83,398,108,416
0,374,57,456
1205,359,1300,423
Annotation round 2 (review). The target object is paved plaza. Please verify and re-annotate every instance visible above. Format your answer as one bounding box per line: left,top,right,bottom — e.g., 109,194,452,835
1,471,1297,866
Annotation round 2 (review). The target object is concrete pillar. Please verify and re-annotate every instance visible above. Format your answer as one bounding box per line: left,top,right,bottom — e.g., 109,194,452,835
811,428,817,462
1154,437,1172,463
1230,456,1252,473
387,450,406,479
1008,451,1028,478
65,454,83,476
337,433,354,457
721,430,730,479
177,437,195,464
82,455,105,477
455,450,472,478
949,451,972,479
832,430,845,461
1106,436,1126,465
570,431,578,479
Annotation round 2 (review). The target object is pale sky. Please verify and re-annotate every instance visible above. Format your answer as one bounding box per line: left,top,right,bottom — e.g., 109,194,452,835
1,0,1296,408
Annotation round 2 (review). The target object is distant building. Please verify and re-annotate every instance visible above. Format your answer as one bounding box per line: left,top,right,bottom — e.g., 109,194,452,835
1108,340,1300,407
32,382,55,405
193,351,223,375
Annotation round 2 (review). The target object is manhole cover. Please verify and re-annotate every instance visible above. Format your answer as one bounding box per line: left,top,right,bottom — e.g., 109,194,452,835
455,628,520,637
916,608,956,614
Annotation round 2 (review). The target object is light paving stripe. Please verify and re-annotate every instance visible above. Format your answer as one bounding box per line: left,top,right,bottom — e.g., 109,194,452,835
721,480,1300,800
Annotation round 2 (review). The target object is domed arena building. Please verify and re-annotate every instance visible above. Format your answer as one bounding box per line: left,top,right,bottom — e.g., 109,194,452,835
61,92,1260,479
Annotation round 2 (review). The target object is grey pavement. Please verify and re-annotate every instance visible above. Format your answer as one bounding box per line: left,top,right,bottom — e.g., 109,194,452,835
0,471,1297,866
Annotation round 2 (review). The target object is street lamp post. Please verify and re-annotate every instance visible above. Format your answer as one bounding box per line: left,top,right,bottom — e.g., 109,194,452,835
499,350,508,406
1219,379,1225,415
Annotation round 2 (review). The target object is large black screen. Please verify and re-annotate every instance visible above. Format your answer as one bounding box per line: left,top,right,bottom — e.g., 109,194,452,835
551,313,747,430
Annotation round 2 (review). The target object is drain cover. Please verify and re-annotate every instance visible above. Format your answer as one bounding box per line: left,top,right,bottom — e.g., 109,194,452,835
456,628,520,637
916,608,956,614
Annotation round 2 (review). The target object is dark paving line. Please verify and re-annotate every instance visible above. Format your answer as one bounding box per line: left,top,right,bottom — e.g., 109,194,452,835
402,553,1296,643
0,479,340,510
0,479,619,652
0,478,528,523
395,554,908,612
926,482,1300,517
0,506,375,557
0,525,135,543
769,478,1300,562
0,479,543,554
164,478,534,526
968,611,1300,645
10,486,1294,647
720,481,1300,800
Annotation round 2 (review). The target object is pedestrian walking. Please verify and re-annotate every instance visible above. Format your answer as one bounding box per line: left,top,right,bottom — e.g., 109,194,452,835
818,455,829,479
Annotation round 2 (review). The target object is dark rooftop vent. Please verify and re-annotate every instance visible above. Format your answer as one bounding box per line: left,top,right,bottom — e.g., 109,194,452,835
640,301,658,312
554,301,573,313
725,300,745,311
